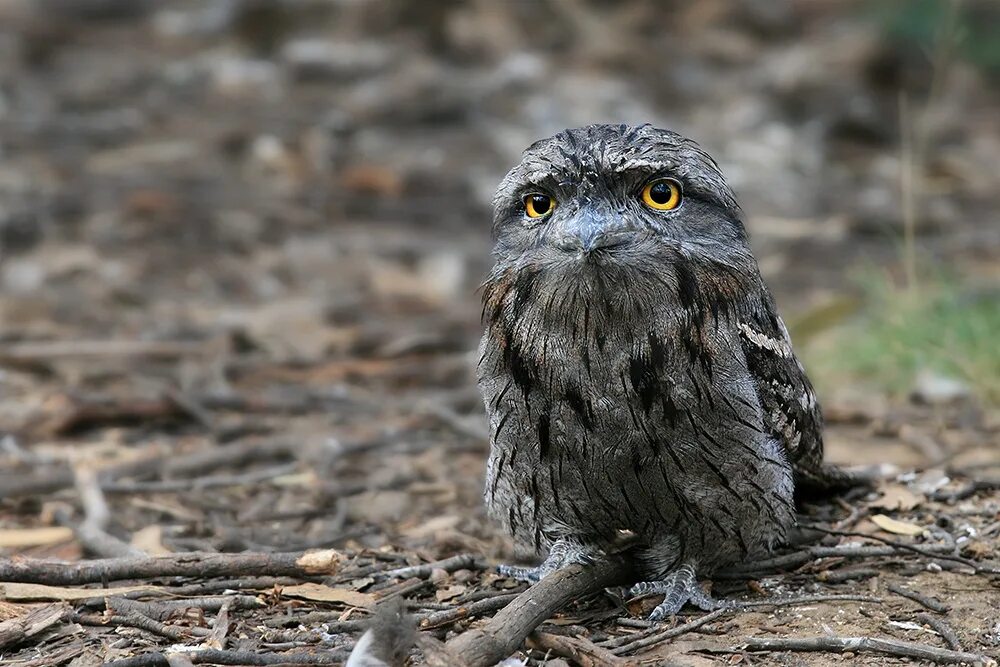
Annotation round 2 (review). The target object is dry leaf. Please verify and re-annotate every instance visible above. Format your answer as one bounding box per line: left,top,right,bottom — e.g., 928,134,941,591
868,484,923,512
279,583,374,608
434,585,466,602
348,576,375,590
870,514,925,536
403,515,461,539
962,541,992,559
1,583,158,601
130,526,171,555
0,527,74,548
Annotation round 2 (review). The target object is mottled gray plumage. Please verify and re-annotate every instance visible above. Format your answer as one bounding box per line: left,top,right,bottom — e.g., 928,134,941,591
477,124,850,618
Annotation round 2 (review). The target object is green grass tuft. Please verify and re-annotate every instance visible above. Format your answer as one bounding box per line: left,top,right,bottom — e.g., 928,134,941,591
868,0,1000,73
801,274,1000,405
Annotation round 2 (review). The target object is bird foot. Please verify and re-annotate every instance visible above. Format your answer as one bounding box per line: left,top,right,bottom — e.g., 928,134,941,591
628,562,729,620
497,540,594,583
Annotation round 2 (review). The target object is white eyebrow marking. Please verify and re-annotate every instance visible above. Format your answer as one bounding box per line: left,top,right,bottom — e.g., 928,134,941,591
614,158,676,173
526,169,555,183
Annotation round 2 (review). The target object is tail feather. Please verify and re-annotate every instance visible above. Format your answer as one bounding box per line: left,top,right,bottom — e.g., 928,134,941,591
346,598,415,667
794,462,885,501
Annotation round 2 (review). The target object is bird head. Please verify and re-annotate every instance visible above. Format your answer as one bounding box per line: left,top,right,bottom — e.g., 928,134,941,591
490,124,755,282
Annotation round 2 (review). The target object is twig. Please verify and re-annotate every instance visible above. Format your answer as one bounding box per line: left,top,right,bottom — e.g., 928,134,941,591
887,583,950,613
163,439,299,478
443,559,634,667
101,648,350,666
374,577,431,601
0,438,298,500
810,527,1000,575
81,578,301,606
602,594,881,650
100,462,300,494
0,602,71,651
418,592,520,629
32,395,198,437
162,388,216,430
817,567,879,584
721,542,957,577
378,554,482,580
105,596,262,621
915,612,963,651
606,608,729,655
75,611,211,640
931,478,1000,503
0,339,216,362
72,466,146,558
720,635,993,665
0,549,345,585
528,630,637,666
206,600,232,649
262,613,368,631
744,593,881,607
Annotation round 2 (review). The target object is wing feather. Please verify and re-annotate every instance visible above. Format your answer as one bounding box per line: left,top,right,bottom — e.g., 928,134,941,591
738,305,860,495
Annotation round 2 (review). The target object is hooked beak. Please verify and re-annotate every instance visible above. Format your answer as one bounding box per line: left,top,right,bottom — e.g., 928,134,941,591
553,209,628,254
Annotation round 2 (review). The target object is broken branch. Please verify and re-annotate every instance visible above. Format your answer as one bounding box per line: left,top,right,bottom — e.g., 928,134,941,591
725,636,993,665
443,559,634,667
0,550,345,585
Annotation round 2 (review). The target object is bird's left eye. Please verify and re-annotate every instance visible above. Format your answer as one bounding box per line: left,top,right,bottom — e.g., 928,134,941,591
640,178,682,211
524,194,555,219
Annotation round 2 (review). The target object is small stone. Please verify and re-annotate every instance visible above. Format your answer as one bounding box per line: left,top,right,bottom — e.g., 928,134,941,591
911,370,971,405
281,39,390,81
152,2,236,38
209,57,283,99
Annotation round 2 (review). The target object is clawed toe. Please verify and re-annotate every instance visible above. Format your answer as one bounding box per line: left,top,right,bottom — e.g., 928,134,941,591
648,597,685,621
496,563,542,583
629,562,725,620
497,540,596,583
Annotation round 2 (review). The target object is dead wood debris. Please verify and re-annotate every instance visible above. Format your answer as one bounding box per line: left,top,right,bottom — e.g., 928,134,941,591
101,648,351,666
604,607,731,655
915,612,964,651
887,582,951,612
718,635,994,665
528,630,637,666
0,550,345,585
418,592,520,629
0,602,71,651
442,559,635,666
3,490,1000,665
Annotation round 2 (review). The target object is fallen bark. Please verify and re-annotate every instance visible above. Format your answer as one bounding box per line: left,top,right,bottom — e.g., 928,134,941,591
0,602,71,651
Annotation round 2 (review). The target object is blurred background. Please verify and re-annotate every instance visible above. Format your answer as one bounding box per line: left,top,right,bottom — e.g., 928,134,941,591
0,0,998,560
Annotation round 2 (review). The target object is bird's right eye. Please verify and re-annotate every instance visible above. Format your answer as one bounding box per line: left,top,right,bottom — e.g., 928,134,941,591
524,193,555,219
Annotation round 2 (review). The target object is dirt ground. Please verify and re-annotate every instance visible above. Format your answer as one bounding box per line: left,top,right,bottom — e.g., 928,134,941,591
1,1,999,665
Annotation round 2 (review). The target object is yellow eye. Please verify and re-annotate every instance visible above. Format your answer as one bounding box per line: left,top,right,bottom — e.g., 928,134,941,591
641,178,682,211
524,193,555,219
